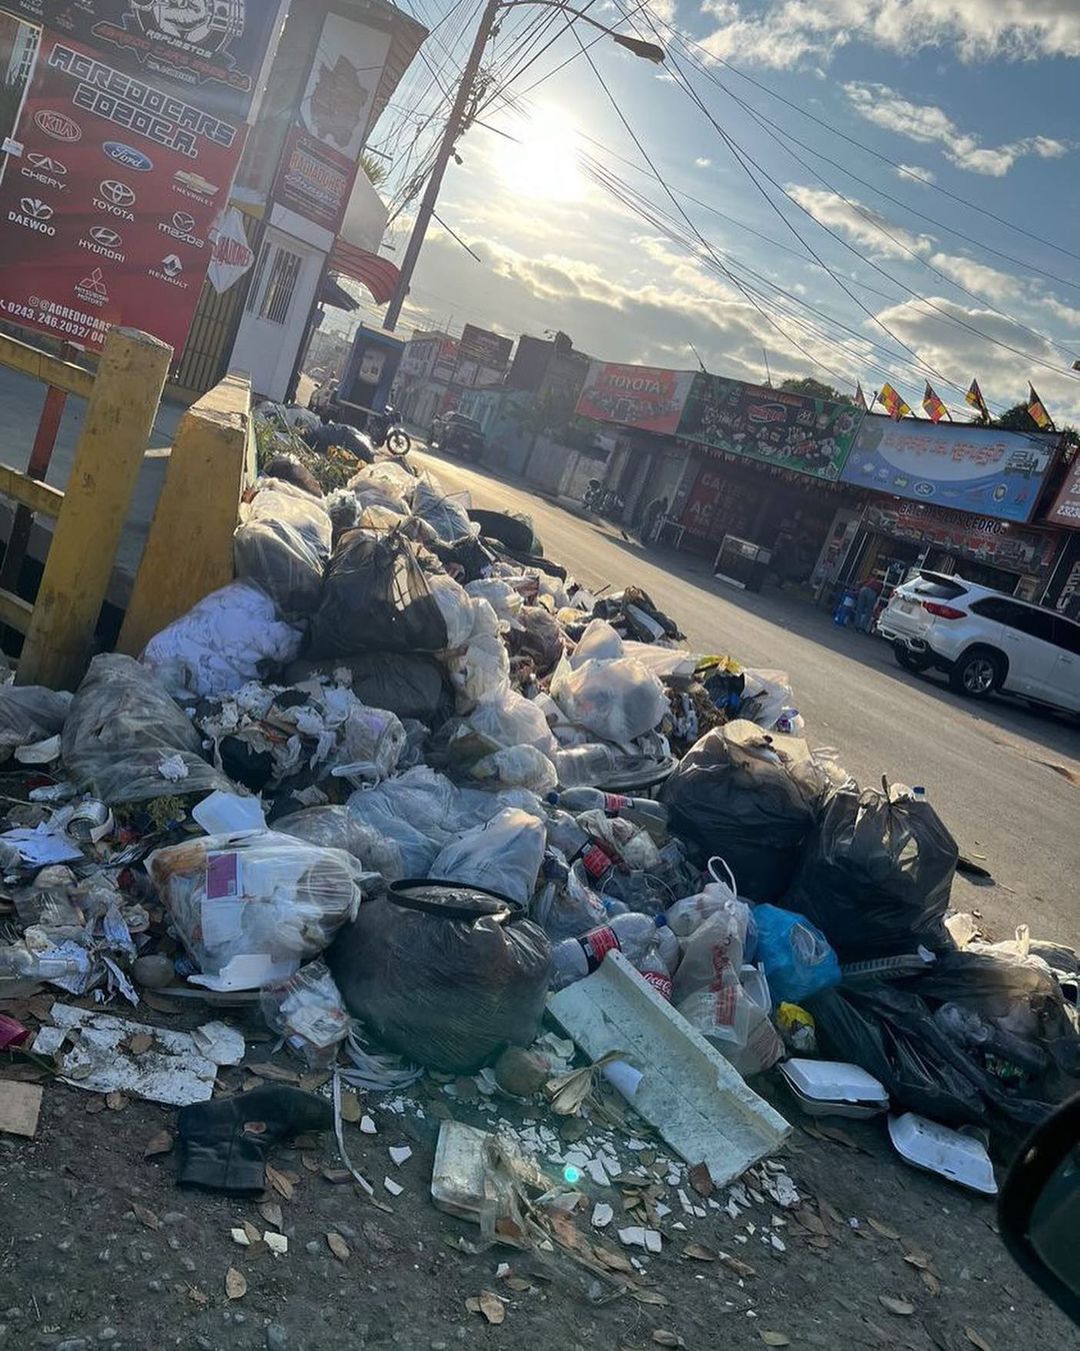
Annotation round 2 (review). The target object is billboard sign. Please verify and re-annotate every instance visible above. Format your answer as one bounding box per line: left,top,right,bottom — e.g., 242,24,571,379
1045,456,1080,527
0,32,245,351
2,0,281,122
272,12,392,234
842,414,1058,523
575,362,695,435
677,375,864,480
862,501,1060,574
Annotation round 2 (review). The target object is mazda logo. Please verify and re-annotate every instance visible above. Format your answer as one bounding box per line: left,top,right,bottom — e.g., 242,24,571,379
20,198,53,221
90,226,122,248
172,211,196,232
100,180,135,206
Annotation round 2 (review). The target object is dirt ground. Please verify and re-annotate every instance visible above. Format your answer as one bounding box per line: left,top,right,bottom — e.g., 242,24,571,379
0,992,1073,1351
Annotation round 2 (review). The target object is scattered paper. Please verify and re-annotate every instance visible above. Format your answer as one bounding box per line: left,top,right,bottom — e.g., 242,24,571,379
389,1145,412,1166
384,1177,404,1197
158,753,190,782
192,792,265,836
1,823,83,866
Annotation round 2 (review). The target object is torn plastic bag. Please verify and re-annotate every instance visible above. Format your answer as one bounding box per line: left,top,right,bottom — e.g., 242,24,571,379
349,459,416,499
450,632,511,706
141,581,302,700
467,688,558,756
570,618,624,668
273,805,404,882
234,478,333,618
465,578,524,627
413,476,475,542
533,862,609,941
506,606,565,675
286,653,452,726
62,655,233,805
0,686,73,758
550,655,667,745
752,904,840,1005
429,808,546,906
739,669,794,731
346,767,458,876
309,530,448,658
660,722,823,903
260,960,352,1067
148,831,365,991
471,745,558,796
786,782,958,961
428,572,475,651
327,890,551,1073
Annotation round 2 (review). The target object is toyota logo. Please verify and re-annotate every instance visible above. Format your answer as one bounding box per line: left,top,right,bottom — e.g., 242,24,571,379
100,180,135,207
28,153,66,175
90,226,122,248
172,211,196,232
20,198,53,221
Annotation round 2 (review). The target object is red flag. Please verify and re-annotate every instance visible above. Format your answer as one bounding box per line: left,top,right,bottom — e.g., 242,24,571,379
879,383,911,421
922,383,948,423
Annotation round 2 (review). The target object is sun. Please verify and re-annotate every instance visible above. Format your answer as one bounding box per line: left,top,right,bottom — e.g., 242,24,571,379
494,107,583,203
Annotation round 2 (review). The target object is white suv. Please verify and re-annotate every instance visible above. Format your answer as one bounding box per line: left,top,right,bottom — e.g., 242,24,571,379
877,570,1080,714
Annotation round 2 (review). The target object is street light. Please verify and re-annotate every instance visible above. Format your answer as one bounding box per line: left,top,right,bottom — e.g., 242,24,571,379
382,0,664,331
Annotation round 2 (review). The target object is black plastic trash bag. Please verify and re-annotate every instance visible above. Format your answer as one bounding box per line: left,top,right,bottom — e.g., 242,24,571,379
468,508,542,557
507,606,565,675
285,653,452,726
787,783,958,961
660,722,823,902
234,478,333,618
328,889,552,1073
62,655,233,805
0,686,72,758
308,530,449,658
304,422,375,462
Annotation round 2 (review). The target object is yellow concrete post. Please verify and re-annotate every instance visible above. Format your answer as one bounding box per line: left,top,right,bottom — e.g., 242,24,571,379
117,372,254,657
17,327,172,690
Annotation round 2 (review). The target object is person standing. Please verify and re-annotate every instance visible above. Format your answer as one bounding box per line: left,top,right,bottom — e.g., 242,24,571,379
855,575,884,633
638,494,668,545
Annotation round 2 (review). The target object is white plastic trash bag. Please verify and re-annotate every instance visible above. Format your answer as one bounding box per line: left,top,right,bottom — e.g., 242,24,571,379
467,688,558,756
141,582,302,700
428,572,475,651
429,808,546,905
570,618,623,668
450,633,511,706
551,655,667,745
471,745,558,795
466,579,524,627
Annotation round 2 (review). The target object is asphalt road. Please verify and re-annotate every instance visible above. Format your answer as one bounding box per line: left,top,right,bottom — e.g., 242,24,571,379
411,445,1080,948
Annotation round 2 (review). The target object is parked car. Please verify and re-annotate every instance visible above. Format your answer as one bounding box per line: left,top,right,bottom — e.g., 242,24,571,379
877,570,1080,714
430,410,485,460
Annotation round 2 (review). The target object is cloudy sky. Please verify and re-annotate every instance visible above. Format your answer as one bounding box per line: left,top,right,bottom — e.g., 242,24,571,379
342,0,1080,423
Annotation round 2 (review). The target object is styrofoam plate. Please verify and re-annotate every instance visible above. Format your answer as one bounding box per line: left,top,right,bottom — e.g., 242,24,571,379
780,1058,890,1106
888,1112,998,1195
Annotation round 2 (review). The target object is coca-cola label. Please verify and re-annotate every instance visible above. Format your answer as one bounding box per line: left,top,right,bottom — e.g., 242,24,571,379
578,925,620,971
603,794,630,812
642,970,673,1002
580,843,613,879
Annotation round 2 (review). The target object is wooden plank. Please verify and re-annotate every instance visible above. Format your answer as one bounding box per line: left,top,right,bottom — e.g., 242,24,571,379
117,371,252,656
0,333,95,400
17,327,172,689
0,463,64,518
0,586,34,633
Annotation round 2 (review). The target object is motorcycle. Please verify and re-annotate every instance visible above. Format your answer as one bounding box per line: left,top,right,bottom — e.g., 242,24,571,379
368,406,411,456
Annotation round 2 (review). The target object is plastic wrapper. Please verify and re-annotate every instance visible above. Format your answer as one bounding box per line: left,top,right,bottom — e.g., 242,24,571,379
786,783,958,961
506,606,565,675
350,460,416,501
328,893,552,1072
333,701,406,782
533,869,608,941
428,572,475,651
660,721,824,903
62,654,233,805
413,476,474,541
471,745,558,795
234,478,332,618
467,688,558,756
140,581,302,699
752,904,840,1005
450,633,511,706
575,810,661,873
273,805,404,881
0,686,72,757
309,530,448,657
260,960,351,1066
466,578,524,626
550,655,667,746
429,808,546,905
571,618,624,667
739,669,794,731
148,831,365,991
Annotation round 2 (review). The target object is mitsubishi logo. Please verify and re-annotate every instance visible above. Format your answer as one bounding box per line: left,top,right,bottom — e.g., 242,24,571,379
80,268,108,298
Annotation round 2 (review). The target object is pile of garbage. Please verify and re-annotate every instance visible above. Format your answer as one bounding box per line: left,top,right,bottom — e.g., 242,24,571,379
1,432,1078,1218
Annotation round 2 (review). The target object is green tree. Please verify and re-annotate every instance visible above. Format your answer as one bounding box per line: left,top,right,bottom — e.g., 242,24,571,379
358,152,389,188
779,376,852,404
994,401,1079,449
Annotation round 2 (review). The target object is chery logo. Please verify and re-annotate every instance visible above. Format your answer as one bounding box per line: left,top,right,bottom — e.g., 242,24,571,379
28,154,66,176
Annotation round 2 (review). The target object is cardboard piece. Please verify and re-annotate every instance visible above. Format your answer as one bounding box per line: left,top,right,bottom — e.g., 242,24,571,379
0,1080,43,1137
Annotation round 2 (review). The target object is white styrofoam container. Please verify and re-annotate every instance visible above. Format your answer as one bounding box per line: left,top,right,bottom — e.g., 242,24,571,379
888,1112,998,1195
779,1058,890,1117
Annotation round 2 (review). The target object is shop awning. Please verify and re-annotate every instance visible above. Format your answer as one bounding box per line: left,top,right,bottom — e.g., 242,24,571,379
329,241,401,306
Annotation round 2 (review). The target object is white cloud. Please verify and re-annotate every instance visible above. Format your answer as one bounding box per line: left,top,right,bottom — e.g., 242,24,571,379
787,185,935,260
896,163,936,184
696,2,1080,69
844,83,1070,176
927,251,1023,301
695,156,713,167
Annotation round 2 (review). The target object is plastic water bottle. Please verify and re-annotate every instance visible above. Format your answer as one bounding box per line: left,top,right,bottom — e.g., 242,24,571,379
545,809,615,882
552,745,622,789
547,789,669,839
0,943,87,997
550,914,676,991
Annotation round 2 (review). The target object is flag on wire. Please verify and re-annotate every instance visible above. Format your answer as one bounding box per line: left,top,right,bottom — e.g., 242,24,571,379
854,382,868,411
879,383,911,421
922,382,948,423
1028,384,1053,430
965,379,990,422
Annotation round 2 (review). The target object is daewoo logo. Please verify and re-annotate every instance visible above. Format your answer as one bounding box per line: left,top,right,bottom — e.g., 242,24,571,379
20,198,53,221
35,111,81,143
103,142,153,172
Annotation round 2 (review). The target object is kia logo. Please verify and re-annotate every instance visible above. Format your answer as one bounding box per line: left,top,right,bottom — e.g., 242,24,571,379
172,211,196,232
102,142,153,172
35,111,81,143
90,226,122,248
28,153,66,175
99,180,135,206
20,197,53,221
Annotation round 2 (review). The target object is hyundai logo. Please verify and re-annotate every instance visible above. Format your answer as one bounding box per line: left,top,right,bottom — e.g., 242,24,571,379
102,142,153,172
90,226,122,248
35,111,81,143
172,211,196,232
20,197,53,221
28,153,66,175
99,180,135,207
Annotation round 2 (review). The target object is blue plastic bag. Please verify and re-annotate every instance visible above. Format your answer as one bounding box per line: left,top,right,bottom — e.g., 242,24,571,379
753,904,840,1005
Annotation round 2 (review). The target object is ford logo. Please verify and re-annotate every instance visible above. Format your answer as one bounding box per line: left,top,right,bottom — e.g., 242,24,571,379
103,142,153,172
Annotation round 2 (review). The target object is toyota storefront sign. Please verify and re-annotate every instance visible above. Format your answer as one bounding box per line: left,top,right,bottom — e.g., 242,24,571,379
0,32,249,351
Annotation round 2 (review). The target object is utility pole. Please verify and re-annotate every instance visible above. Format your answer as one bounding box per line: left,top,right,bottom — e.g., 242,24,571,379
383,0,499,332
